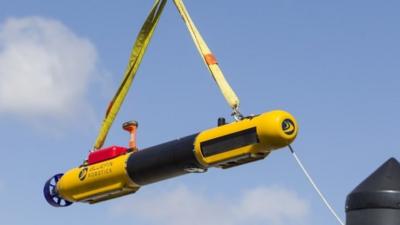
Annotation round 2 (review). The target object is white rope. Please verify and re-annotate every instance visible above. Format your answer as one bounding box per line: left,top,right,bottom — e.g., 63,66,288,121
288,145,345,225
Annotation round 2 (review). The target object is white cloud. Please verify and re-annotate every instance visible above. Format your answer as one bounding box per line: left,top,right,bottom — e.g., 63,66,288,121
0,17,97,120
111,185,309,225
236,187,309,225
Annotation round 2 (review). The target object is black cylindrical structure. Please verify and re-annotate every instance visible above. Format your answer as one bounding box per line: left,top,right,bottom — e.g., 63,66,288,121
126,133,205,185
346,158,400,225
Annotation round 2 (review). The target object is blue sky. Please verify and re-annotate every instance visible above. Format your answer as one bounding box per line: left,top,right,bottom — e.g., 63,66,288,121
0,1,399,225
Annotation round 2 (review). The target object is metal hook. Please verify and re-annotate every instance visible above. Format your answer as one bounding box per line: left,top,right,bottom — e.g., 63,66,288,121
231,107,244,121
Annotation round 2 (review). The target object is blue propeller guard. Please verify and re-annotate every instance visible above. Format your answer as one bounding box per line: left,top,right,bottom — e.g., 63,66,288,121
43,173,73,207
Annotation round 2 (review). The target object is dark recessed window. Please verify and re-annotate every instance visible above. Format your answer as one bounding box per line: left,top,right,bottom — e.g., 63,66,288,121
201,127,259,157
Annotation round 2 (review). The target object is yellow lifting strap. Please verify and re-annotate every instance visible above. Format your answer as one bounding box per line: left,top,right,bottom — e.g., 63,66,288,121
173,0,242,118
93,0,167,150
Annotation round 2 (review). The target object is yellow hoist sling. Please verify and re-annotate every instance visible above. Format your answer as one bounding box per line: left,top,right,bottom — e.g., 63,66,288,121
93,0,167,150
173,0,242,119
93,0,242,150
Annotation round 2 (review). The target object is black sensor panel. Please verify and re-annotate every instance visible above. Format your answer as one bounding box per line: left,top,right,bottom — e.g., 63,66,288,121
200,127,259,157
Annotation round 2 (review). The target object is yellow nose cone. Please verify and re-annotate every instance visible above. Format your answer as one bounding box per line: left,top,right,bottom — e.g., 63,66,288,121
256,110,298,149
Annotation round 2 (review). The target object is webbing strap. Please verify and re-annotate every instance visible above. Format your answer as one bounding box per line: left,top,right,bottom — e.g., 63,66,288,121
173,0,241,115
93,0,167,150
